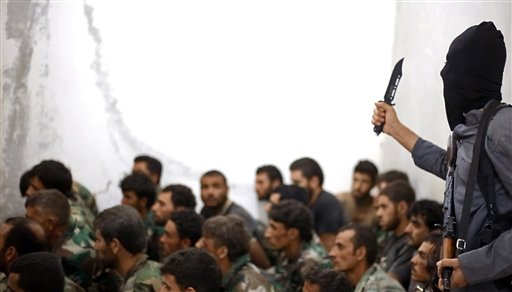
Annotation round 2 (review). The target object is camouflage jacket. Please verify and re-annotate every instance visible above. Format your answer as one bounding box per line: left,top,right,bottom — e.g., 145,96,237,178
120,254,162,292
223,254,275,292
268,242,331,292
72,181,98,226
0,273,6,291
56,217,97,289
354,264,405,292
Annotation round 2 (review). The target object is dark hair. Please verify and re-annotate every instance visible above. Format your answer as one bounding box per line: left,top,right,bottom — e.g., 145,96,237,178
25,189,70,227
19,170,31,197
425,231,443,276
170,210,203,247
202,215,250,262
161,248,222,292
161,184,197,209
271,184,309,206
120,172,156,208
304,268,354,292
9,252,65,292
379,181,416,206
407,199,443,231
289,157,324,186
2,217,48,257
256,165,283,184
376,170,410,186
338,223,378,266
94,205,146,254
29,160,73,198
268,200,313,242
201,170,227,185
354,160,378,184
134,155,163,184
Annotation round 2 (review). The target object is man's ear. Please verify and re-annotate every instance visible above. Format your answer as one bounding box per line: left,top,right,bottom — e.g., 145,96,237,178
216,246,228,261
138,197,148,210
4,246,18,264
310,176,320,189
398,201,408,216
287,228,299,241
355,245,367,262
110,238,121,254
180,238,191,249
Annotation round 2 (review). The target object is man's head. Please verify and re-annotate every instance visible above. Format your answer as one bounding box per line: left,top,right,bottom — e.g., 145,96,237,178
351,160,378,199
302,269,353,292
152,184,197,225
410,231,442,284
24,189,70,245
255,165,283,200
266,184,309,213
375,181,416,231
160,209,204,257
25,160,73,198
405,200,443,247
93,205,146,267
120,172,156,215
375,170,409,191
289,157,324,196
7,252,65,292
200,170,229,209
160,248,222,292
329,224,377,281
265,200,313,251
441,21,506,130
19,171,31,198
196,215,250,266
0,217,47,274
133,155,163,185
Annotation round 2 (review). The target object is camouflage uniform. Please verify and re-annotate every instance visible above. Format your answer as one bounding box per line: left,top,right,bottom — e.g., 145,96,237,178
144,211,164,262
0,273,6,291
56,211,98,289
91,255,161,292
72,181,98,228
354,264,405,292
268,242,331,292
222,254,275,292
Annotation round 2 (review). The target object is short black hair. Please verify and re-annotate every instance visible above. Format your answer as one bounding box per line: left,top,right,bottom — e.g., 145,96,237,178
9,252,65,292
289,157,324,186
201,170,227,185
338,223,378,266
19,170,31,197
269,200,313,242
407,199,443,231
120,172,157,208
256,165,283,184
2,217,48,258
25,189,70,227
304,268,353,292
134,155,163,184
161,184,196,209
29,160,73,198
170,210,203,247
376,170,410,186
94,205,146,255
354,160,378,184
202,215,250,262
271,184,309,206
161,248,222,292
379,181,416,206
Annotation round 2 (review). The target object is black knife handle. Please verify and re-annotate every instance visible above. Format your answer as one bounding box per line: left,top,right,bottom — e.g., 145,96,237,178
374,124,384,135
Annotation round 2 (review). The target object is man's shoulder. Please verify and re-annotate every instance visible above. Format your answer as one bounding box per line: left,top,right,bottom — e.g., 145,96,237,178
357,264,405,292
236,263,275,292
301,242,331,269
128,260,162,291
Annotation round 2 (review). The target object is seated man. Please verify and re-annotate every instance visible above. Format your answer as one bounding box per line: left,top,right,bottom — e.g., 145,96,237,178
159,209,203,259
7,252,66,292
93,205,161,291
254,165,284,224
160,248,222,292
329,223,404,292
337,160,378,226
25,190,96,288
197,215,274,292
152,184,197,226
302,268,353,292
404,200,443,249
0,217,48,289
410,232,442,292
265,200,331,292
132,154,163,191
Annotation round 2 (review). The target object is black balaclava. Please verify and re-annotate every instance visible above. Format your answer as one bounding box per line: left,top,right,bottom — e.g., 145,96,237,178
440,21,506,130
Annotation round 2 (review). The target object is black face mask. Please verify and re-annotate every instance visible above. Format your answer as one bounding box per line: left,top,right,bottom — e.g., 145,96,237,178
440,21,506,130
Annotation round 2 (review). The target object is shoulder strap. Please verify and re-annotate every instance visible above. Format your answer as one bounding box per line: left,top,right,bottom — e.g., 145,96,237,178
457,99,504,252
